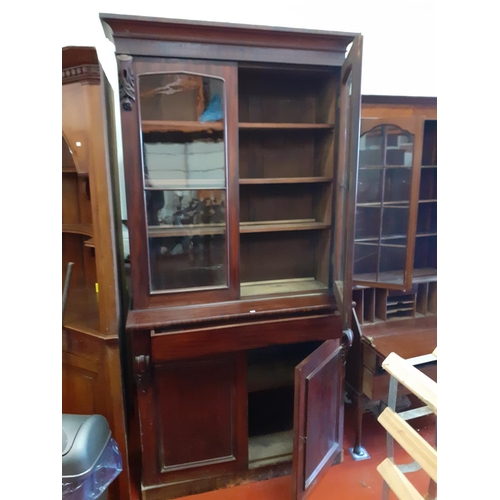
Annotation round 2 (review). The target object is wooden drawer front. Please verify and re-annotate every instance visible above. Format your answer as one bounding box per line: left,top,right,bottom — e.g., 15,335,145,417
144,353,247,486
362,363,437,401
151,313,341,362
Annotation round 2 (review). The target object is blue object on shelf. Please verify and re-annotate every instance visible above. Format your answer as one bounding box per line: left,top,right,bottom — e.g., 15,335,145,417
199,95,223,122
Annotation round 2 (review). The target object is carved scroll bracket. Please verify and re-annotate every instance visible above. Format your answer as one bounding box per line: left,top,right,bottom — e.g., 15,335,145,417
117,55,135,111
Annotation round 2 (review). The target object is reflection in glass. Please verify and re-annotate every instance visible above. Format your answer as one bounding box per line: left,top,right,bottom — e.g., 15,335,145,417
146,190,226,228
139,72,228,292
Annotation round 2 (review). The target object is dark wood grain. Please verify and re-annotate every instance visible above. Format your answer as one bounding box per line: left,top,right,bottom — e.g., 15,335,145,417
292,339,343,499
151,313,342,361
127,293,336,330
143,353,247,485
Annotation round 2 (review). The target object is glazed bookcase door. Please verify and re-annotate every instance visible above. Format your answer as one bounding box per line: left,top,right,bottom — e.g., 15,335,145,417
333,35,363,331
353,116,424,290
117,57,239,308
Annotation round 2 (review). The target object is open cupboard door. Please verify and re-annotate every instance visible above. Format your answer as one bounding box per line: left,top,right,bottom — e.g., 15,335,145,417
291,36,362,500
292,339,345,499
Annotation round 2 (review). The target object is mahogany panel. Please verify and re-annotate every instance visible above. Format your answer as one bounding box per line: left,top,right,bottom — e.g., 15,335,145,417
62,353,100,415
292,339,344,499
150,313,342,361
155,354,246,474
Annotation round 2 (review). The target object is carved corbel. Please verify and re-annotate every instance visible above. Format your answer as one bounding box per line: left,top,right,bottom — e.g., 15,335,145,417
117,55,135,111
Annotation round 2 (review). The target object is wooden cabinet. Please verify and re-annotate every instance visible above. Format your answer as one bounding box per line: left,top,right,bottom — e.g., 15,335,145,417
345,96,437,459
62,47,130,500
101,14,363,500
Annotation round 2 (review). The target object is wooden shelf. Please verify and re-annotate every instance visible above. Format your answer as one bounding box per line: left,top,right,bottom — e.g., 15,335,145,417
148,223,225,238
241,277,328,297
240,177,333,185
356,234,407,242
239,122,333,130
62,224,93,237
240,220,330,234
144,179,225,190
354,267,436,285
359,165,412,170
356,201,409,208
148,220,330,237
142,120,224,133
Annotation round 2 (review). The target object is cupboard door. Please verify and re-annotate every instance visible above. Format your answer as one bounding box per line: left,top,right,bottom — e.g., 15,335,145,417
292,339,344,499
138,351,247,486
354,116,424,290
333,35,363,330
117,57,239,308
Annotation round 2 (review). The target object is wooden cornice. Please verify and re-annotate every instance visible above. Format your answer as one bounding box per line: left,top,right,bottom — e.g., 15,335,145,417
62,46,101,85
100,13,357,54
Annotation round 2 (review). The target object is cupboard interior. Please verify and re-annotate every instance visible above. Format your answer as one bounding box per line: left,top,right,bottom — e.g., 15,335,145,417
247,341,322,469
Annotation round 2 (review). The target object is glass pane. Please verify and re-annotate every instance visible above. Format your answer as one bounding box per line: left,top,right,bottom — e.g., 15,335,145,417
379,245,406,280
385,125,413,166
139,73,228,292
384,168,411,202
353,243,378,280
149,234,226,291
355,207,381,240
357,168,382,204
359,126,383,167
381,206,409,238
140,73,226,189
146,190,226,227
146,189,227,292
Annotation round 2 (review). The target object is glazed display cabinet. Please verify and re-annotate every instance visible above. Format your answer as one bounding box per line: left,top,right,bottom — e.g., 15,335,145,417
62,47,130,500
345,95,437,460
101,14,363,500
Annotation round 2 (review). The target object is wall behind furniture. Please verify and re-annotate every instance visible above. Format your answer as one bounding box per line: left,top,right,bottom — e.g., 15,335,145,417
60,0,437,98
